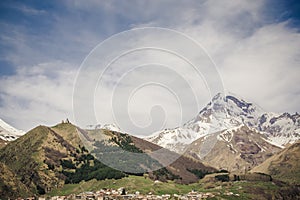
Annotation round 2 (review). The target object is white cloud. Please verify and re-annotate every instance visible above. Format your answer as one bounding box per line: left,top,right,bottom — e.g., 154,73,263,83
6,3,47,16
0,61,76,131
17,5,47,15
218,22,300,112
0,0,299,134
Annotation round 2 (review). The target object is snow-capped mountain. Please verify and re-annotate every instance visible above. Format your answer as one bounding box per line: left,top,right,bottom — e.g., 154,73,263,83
258,112,300,147
101,123,124,132
183,93,264,133
86,123,124,133
0,118,25,141
146,93,300,153
147,127,204,154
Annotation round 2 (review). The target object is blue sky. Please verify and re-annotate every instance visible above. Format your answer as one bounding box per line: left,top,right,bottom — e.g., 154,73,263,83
0,0,299,134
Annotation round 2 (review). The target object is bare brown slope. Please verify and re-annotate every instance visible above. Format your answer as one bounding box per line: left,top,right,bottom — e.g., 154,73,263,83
131,136,216,184
251,141,300,185
185,125,280,173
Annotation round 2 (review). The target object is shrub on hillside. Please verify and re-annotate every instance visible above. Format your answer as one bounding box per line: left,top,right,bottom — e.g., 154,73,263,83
215,174,229,182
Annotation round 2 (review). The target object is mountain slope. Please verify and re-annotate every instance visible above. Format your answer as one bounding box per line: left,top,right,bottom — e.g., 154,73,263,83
0,124,79,195
0,162,31,199
0,122,127,196
185,125,280,173
80,129,216,184
251,140,300,185
146,127,202,154
0,122,217,198
130,135,216,184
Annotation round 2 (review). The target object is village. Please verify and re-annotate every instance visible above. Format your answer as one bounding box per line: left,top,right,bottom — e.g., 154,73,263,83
12,172,271,200
14,187,241,200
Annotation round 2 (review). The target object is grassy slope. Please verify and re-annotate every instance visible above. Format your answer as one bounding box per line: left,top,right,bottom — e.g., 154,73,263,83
48,175,300,199
0,126,50,194
51,123,83,148
130,135,216,184
49,176,204,196
251,141,300,185
49,176,194,196
0,123,82,196
0,162,31,199
83,129,216,184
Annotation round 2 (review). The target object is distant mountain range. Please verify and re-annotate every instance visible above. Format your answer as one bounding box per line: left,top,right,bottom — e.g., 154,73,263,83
0,92,299,198
146,93,299,174
146,93,300,153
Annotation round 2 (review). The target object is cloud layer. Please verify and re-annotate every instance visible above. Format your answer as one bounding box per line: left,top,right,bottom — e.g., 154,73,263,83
0,0,299,134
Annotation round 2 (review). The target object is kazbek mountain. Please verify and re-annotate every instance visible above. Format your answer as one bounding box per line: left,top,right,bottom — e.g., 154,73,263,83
146,93,300,154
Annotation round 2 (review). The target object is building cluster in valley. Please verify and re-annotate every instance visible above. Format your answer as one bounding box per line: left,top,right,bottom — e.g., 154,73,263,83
12,188,242,200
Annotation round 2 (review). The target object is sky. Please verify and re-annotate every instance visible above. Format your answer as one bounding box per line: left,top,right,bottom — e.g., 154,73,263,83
0,0,299,136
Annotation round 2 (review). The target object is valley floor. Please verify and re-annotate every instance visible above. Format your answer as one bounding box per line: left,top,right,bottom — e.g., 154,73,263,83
44,176,299,200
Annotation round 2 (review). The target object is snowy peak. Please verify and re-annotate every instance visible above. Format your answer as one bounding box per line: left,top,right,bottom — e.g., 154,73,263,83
101,123,123,133
0,119,25,141
184,93,263,134
147,93,264,153
258,112,300,146
226,95,257,114
268,112,300,124
146,92,300,153
210,93,262,119
86,123,124,133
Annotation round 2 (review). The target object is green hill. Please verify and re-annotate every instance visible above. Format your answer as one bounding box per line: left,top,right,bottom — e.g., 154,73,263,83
0,122,216,198
0,123,126,197
0,162,31,199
